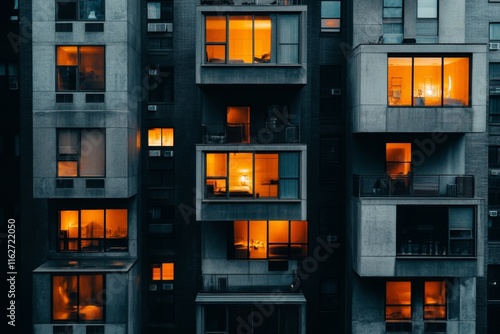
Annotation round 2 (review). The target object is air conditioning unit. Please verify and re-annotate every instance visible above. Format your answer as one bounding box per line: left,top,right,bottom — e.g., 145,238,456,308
149,284,157,291
148,23,168,32
490,210,498,217
326,234,338,243
162,283,174,290
490,169,500,176
149,149,161,157
331,88,341,95
164,150,174,157
148,69,158,76
148,105,157,111
490,42,500,51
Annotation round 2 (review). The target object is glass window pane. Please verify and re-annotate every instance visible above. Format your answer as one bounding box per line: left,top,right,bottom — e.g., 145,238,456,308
81,210,105,238
80,129,105,177
59,129,78,154
206,16,226,43
148,128,162,146
383,8,402,19
152,266,161,280
279,152,299,178
162,263,174,280
58,161,78,177
57,46,78,66
249,220,267,259
255,154,278,198
79,46,105,91
147,2,161,19
234,220,249,259
57,1,77,20
206,153,227,177
443,57,469,106
269,220,289,243
290,220,308,243
229,16,253,63
80,0,104,20
388,57,412,106
161,128,174,146
384,0,403,6
413,57,442,106
106,209,128,238
491,24,500,41
279,15,299,62
321,1,341,19
53,276,78,320
79,275,104,320
254,16,272,63
206,45,226,63
386,281,411,305
417,0,438,18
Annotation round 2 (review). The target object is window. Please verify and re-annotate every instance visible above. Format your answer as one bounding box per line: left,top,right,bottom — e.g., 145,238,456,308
147,1,173,21
388,56,470,107
205,13,300,64
491,23,500,41
57,46,105,91
383,0,403,19
397,206,475,257
152,263,174,280
321,1,341,32
148,128,174,146
147,67,173,102
490,64,500,123
0,62,19,90
383,0,403,43
52,275,104,321
56,0,105,21
57,129,105,177
417,0,437,19
319,65,342,120
205,152,300,199
58,209,128,252
424,281,446,320
386,281,412,320
489,146,500,208
230,220,308,259
386,143,411,175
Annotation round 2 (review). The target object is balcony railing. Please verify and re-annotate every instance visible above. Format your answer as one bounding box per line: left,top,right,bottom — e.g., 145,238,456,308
201,273,297,293
202,122,300,144
353,174,474,197
201,0,304,5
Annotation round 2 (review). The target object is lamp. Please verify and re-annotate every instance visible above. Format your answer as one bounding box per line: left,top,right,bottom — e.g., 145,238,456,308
241,175,248,186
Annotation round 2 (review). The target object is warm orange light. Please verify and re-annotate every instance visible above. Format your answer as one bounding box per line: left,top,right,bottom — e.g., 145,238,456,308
106,209,128,238
81,210,104,238
148,128,173,146
57,46,77,66
424,281,446,319
386,281,412,320
162,263,174,280
290,220,308,243
321,18,340,28
58,161,78,177
152,267,161,281
206,153,227,177
386,143,411,175
249,220,267,259
269,220,289,243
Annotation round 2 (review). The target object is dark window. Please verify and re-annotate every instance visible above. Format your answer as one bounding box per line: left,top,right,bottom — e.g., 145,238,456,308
56,0,105,21
148,292,174,324
320,136,341,185
488,265,500,301
319,65,342,120
147,67,173,103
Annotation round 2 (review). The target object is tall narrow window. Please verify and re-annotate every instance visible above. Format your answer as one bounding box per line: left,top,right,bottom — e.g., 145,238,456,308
321,1,341,32
386,143,411,175
57,46,105,91
424,281,446,320
417,0,437,18
386,281,412,320
147,67,173,103
491,23,500,41
52,275,104,321
57,129,105,177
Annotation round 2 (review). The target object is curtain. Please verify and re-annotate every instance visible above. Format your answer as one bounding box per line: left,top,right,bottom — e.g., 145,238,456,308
80,129,105,177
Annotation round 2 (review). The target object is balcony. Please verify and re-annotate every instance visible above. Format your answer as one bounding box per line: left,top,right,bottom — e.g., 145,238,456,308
352,199,485,277
353,174,474,198
202,122,300,144
348,44,487,133
201,273,297,293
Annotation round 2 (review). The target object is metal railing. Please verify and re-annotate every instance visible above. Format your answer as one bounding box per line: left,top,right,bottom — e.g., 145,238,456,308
201,0,304,5
353,174,474,198
201,122,300,144
201,273,297,293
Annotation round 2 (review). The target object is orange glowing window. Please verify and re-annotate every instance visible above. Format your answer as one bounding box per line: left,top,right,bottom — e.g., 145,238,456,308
59,209,128,252
269,220,289,243
424,281,446,320
152,263,174,281
52,275,104,322
148,128,174,146
57,46,105,91
386,281,412,320
388,56,470,107
386,143,411,175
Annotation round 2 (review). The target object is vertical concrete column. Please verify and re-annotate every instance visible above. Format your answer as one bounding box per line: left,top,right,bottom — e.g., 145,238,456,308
403,0,417,42
438,0,465,43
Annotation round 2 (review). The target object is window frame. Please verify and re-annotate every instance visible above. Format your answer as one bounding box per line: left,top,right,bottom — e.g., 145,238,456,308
204,13,301,65
148,128,174,147
51,274,105,322
424,281,447,321
56,45,105,92
385,281,412,321
383,0,403,19
58,208,128,252
321,1,341,33
491,23,500,42
147,1,173,21
151,262,175,281
387,54,472,107
229,220,308,260
56,0,105,21
57,128,106,178
417,0,438,19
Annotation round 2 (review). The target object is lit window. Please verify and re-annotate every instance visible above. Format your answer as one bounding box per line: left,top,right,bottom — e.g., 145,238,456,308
424,281,446,320
388,56,470,107
205,152,299,199
231,220,308,259
58,209,128,252
417,0,437,19
205,13,299,64
52,275,104,321
386,281,411,320
491,23,500,41
321,1,341,32
57,46,105,91
56,0,105,21
148,128,174,146
386,143,411,176
57,129,105,177
152,263,174,280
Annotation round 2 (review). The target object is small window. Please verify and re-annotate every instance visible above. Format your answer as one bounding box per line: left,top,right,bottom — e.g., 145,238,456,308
417,0,437,19
57,129,105,177
321,1,341,32
147,1,173,21
383,0,403,19
152,263,174,280
148,128,174,146
424,281,446,320
386,143,411,176
491,23,500,41
386,281,412,320
56,0,105,21
57,46,105,91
